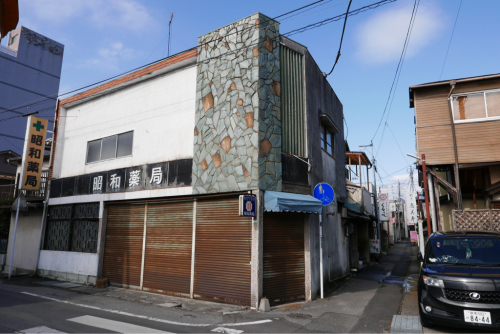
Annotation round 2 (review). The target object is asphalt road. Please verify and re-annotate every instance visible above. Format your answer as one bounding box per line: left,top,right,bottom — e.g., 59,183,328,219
0,241,418,333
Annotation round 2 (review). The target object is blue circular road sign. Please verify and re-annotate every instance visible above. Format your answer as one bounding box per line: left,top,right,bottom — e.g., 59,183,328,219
314,183,334,206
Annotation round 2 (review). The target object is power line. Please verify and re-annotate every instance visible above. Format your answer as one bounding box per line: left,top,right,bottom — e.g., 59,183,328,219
285,0,397,37
371,0,420,142
386,122,410,165
381,164,413,180
0,0,327,119
1,0,395,123
439,0,462,80
324,0,353,77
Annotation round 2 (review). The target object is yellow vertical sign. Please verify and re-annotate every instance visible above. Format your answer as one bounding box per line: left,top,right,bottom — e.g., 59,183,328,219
20,116,48,191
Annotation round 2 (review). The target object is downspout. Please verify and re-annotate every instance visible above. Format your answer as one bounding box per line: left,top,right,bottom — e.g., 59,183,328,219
447,80,462,210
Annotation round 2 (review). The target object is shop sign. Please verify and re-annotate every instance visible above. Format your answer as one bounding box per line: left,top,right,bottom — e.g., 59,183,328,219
378,193,389,221
239,195,256,217
406,192,417,226
370,239,380,253
20,116,48,191
410,231,418,243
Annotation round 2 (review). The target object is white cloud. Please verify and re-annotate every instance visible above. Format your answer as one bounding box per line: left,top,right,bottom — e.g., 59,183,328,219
80,42,137,71
355,2,442,64
21,0,156,32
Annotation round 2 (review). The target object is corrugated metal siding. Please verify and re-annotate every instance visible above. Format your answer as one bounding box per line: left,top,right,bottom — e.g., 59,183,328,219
193,197,252,305
103,204,145,288
142,201,193,297
281,45,306,157
263,212,305,306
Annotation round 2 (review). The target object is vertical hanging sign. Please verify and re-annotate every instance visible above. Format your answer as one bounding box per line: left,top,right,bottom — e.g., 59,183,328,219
20,116,48,191
406,192,417,226
378,193,389,221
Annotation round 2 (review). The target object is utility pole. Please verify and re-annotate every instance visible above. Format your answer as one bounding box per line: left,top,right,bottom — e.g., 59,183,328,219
359,143,381,254
398,181,401,242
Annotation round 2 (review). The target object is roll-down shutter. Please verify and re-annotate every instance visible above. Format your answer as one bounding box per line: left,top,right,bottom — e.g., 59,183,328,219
103,204,145,288
143,201,193,297
194,197,252,306
263,212,305,305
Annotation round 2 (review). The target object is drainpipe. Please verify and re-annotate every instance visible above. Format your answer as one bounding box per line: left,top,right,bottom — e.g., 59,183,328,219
422,154,432,235
447,80,462,210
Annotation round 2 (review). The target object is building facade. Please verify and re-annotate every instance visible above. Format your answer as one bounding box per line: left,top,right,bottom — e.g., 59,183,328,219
7,13,348,308
410,74,500,233
0,26,64,153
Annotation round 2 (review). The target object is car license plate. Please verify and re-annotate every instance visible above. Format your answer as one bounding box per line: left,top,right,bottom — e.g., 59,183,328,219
464,310,492,324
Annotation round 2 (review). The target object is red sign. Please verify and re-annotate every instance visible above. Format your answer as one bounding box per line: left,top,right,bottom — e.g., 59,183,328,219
411,231,418,243
390,217,396,223
379,193,388,201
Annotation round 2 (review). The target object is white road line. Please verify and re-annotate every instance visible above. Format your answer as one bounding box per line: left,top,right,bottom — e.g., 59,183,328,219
68,315,172,333
211,327,244,334
20,326,66,333
21,292,273,328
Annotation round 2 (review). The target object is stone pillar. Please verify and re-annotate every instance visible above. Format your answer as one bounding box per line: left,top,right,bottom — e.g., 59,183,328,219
192,13,282,194
251,189,264,309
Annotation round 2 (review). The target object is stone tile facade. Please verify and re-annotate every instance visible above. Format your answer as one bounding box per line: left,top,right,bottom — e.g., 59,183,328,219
192,13,282,193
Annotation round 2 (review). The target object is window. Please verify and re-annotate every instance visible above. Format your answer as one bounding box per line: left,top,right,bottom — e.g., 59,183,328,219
451,89,500,123
86,131,133,163
44,203,100,253
9,35,17,45
320,124,334,156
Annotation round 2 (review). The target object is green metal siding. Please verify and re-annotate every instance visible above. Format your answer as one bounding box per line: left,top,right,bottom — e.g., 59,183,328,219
281,45,306,157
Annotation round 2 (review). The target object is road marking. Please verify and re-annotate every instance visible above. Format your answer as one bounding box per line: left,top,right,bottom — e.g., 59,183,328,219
20,326,66,333
21,292,272,328
211,327,244,334
68,315,171,333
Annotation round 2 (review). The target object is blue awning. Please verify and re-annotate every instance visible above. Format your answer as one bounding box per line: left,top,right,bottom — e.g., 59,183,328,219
264,190,323,214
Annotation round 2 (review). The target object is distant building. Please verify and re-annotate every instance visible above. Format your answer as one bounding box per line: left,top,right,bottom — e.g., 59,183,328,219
0,26,64,153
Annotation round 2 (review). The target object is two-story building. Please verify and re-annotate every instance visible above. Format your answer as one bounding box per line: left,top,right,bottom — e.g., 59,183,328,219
410,73,500,233
6,13,349,308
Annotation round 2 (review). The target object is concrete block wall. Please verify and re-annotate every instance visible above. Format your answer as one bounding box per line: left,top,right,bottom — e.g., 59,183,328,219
192,13,282,193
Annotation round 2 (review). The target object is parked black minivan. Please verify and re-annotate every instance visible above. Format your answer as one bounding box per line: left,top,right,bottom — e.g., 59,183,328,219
418,231,500,330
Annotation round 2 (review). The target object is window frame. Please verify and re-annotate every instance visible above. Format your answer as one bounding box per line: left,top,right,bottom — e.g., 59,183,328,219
451,88,500,124
9,35,18,45
320,125,334,158
85,131,133,164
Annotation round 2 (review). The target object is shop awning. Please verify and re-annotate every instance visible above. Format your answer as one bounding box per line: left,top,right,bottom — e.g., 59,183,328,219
264,191,323,214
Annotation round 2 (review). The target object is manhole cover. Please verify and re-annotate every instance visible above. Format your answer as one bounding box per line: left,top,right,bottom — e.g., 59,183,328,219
288,313,312,319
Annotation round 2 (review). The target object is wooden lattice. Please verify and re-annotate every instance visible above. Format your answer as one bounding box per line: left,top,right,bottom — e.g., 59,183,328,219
492,210,500,232
453,210,500,232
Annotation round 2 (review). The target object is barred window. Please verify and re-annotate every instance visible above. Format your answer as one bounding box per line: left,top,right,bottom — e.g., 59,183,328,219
44,203,99,253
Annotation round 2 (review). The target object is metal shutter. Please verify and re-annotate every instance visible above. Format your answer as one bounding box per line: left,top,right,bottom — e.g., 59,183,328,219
194,197,252,306
263,212,305,306
142,201,193,297
103,204,145,289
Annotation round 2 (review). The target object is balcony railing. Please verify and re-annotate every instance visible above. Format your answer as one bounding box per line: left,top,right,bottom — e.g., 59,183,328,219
346,185,374,216
0,184,16,201
452,209,500,232
13,170,49,200
0,45,17,57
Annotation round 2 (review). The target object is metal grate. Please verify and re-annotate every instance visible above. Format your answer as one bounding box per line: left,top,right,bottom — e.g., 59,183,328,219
445,289,500,303
44,203,99,253
281,45,306,158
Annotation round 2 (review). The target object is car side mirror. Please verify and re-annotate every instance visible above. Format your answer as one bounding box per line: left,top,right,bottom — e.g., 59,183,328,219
417,252,423,262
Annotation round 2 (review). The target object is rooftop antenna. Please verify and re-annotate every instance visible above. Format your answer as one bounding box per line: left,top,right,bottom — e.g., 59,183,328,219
167,13,174,57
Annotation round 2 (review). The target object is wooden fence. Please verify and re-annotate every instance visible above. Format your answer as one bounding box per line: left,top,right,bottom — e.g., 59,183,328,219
452,209,500,232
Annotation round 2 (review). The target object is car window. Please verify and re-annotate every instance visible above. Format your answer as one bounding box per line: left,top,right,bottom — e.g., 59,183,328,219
426,237,500,265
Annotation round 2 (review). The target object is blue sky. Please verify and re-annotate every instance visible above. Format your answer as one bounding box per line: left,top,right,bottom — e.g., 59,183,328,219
3,0,499,196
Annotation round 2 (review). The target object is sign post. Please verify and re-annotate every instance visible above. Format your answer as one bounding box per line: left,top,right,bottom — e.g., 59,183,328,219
313,183,334,300
8,116,48,279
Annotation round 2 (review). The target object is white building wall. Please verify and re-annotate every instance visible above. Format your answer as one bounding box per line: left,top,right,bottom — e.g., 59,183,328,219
52,64,197,179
